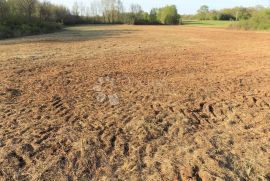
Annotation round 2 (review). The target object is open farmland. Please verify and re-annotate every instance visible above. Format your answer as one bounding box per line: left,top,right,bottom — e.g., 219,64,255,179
0,25,270,180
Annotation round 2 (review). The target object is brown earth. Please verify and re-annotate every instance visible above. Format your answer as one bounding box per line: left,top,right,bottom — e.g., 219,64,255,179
0,25,270,181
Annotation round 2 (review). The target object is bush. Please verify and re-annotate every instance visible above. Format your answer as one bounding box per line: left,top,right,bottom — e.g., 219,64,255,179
20,24,33,35
158,5,180,25
232,9,270,30
0,22,63,40
39,22,63,33
218,13,235,21
0,25,13,39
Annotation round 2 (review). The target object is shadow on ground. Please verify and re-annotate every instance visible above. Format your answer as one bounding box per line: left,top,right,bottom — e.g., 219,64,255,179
0,25,139,44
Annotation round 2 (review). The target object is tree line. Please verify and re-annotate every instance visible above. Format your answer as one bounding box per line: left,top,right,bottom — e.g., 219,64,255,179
181,5,270,30
0,0,181,39
0,0,269,39
196,5,267,21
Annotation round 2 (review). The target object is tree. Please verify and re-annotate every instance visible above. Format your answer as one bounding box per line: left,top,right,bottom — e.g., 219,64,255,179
129,3,142,24
72,1,79,16
158,5,180,25
115,0,123,22
130,3,142,14
6,0,20,17
197,5,209,20
208,10,218,20
90,0,101,16
79,1,85,16
39,1,52,21
54,5,70,23
149,8,158,23
101,0,113,23
18,0,38,21
0,0,9,20
101,0,124,23
235,7,252,20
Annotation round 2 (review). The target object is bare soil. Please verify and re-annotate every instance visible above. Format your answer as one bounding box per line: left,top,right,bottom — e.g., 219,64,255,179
0,25,270,181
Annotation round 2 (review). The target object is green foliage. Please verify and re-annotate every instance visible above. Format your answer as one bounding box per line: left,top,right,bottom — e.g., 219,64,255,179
194,6,255,21
157,5,180,25
197,5,209,20
1,0,183,39
232,9,270,30
184,5,269,31
217,13,235,21
0,0,70,39
149,8,159,24
124,5,180,25
0,22,62,39
0,24,13,38
235,7,252,20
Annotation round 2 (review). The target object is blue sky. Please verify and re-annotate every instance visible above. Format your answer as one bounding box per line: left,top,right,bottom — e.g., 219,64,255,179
49,0,269,14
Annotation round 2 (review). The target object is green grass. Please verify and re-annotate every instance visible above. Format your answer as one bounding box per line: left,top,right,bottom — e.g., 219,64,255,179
182,20,233,27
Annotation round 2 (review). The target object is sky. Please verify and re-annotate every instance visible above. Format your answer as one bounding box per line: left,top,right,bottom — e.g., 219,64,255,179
49,0,270,14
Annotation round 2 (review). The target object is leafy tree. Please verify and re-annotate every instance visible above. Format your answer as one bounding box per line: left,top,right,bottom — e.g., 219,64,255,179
234,8,270,30
6,0,21,17
197,5,209,20
235,7,252,20
158,5,180,25
149,8,158,24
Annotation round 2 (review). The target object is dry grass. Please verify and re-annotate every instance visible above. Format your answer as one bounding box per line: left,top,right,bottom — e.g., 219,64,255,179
0,25,270,180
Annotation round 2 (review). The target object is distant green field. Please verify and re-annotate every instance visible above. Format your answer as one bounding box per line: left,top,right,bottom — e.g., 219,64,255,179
182,20,234,27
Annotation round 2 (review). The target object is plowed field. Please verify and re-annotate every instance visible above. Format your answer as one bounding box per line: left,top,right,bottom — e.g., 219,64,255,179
0,25,270,180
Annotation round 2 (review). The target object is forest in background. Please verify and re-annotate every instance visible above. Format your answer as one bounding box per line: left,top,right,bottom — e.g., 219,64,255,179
183,5,270,30
0,0,181,39
0,0,269,39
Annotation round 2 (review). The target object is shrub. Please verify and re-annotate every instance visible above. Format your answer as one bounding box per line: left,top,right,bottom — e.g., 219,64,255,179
231,9,270,30
158,5,180,25
0,25,13,39
0,22,63,40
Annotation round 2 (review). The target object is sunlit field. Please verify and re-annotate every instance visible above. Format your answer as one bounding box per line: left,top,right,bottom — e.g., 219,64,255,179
0,25,270,180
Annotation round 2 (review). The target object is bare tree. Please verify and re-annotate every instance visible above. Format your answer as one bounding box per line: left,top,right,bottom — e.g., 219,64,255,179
101,0,124,23
130,3,142,14
72,1,79,16
39,1,52,21
0,0,9,20
129,3,142,24
90,0,100,16
102,0,119,23
101,0,112,22
79,1,85,16
18,0,38,21
116,0,123,22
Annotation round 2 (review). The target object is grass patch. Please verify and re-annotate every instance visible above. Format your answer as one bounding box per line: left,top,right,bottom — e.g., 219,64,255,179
182,20,233,27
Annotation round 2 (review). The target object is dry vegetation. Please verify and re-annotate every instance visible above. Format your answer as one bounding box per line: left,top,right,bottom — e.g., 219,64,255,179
0,25,270,180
